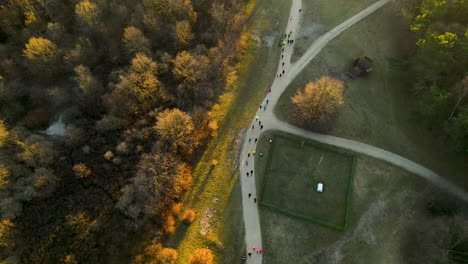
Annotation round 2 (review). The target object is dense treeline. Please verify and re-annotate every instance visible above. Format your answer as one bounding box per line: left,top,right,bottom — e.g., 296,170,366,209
0,0,249,262
400,0,468,152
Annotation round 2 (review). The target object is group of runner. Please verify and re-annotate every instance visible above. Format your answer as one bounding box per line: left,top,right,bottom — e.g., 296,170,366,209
277,27,295,79
243,9,300,263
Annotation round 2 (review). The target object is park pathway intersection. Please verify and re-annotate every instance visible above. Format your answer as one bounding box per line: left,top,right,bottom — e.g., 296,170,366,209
238,0,468,263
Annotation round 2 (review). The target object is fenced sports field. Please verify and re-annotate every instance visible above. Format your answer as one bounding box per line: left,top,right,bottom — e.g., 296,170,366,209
259,131,355,230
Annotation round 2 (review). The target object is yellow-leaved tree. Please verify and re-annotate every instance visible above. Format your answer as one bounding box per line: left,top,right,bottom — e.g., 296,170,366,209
0,220,14,247
122,26,151,58
23,37,59,75
155,108,198,156
291,76,344,124
175,20,194,48
75,0,101,30
0,120,9,148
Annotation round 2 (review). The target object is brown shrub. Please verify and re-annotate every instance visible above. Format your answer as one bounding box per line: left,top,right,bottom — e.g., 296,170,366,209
72,163,92,179
162,215,176,235
182,210,196,224
156,248,178,264
170,203,183,216
23,108,49,128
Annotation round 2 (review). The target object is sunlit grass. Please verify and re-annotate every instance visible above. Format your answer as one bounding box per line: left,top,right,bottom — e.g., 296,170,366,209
173,0,291,262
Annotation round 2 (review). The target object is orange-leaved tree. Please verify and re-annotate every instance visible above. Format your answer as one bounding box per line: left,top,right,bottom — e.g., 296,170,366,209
291,76,344,123
189,248,214,264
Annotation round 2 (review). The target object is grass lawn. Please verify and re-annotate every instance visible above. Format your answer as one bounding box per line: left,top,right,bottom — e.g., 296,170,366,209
275,3,468,188
168,0,292,263
255,131,467,264
291,0,377,62
260,132,354,228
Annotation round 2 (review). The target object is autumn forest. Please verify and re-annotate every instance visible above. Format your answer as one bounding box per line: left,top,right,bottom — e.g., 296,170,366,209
0,0,249,263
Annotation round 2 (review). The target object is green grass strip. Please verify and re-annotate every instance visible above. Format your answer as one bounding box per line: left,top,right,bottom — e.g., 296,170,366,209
275,131,355,158
261,202,345,231
344,154,356,229
260,134,278,201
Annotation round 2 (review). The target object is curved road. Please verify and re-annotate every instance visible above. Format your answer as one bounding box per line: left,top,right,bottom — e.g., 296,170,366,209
239,0,468,263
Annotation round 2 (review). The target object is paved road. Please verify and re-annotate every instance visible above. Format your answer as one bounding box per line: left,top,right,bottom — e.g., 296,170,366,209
238,1,302,262
268,116,468,203
239,0,468,262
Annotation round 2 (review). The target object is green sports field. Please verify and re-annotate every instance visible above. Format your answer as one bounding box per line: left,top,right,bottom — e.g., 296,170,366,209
258,132,355,229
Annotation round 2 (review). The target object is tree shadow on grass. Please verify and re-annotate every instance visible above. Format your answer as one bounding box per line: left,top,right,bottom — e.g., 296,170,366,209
167,222,190,249
290,109,339,134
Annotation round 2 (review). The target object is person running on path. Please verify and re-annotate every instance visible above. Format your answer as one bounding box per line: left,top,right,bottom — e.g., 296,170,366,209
281,54,284,58
282,62,284,66
248,253,252,257
266,99,269,104
263,105,267,111
259,249,263,254
246,161,248,166
255,115,259,120
259,121,261,125
299,8,302,12
247,172,249,176
282,70,285,74
252,247,256,251
269,88,272,93
280,74,282,77
250,170,253,174
261,125,264,129
252,150,256,155
248,193,251,198
254,198,257,203
259,105,262,109
255,138,257,143
249,137,252,142
252,125,254,130
248,153,250,157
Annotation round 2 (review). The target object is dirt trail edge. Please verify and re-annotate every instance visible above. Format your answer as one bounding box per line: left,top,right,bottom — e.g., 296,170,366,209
239,0,467,262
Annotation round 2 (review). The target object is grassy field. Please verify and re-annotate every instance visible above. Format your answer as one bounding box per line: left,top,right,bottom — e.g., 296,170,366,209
260,132,354,228
168,0,292,263
291,0,377,62
275,3,468,188
255,131,467,264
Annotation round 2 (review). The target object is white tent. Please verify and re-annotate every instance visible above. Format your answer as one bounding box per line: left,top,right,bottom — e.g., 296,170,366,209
317,183,324,192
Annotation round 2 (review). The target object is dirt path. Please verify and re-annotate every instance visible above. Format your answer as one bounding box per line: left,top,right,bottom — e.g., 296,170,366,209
239,0,467,262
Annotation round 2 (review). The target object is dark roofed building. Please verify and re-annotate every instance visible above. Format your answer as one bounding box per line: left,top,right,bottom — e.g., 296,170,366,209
346,56,373,79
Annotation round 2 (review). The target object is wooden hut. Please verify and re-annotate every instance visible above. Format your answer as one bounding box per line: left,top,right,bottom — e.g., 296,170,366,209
346,56,373,79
